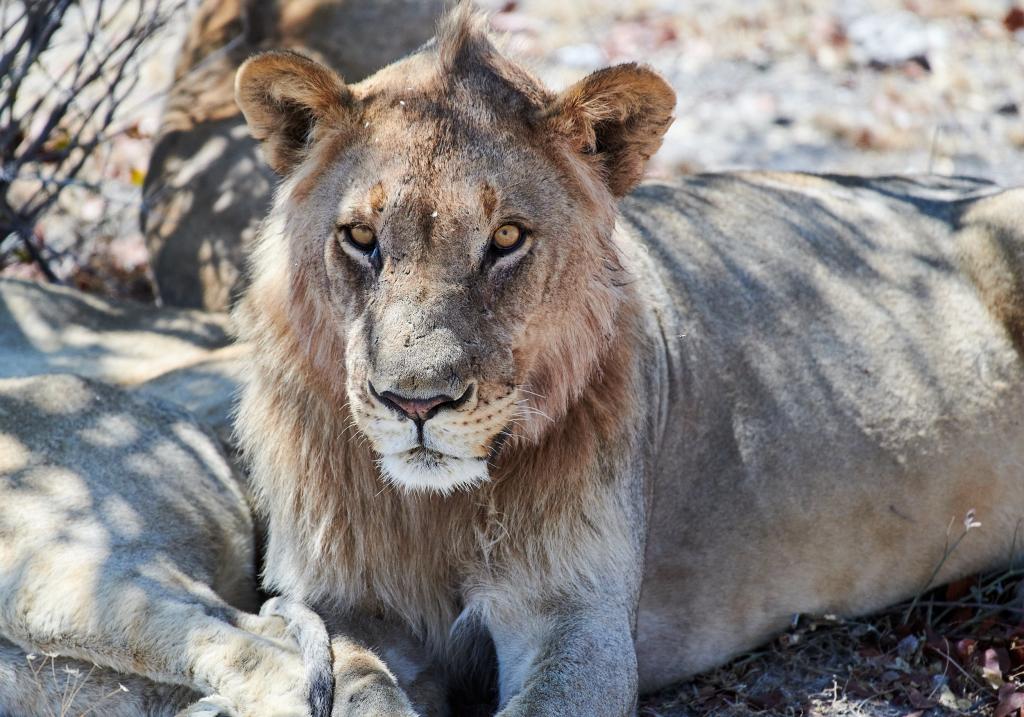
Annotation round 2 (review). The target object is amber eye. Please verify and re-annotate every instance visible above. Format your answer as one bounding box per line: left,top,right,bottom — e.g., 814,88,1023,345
491,223,524,253
347,224,376,250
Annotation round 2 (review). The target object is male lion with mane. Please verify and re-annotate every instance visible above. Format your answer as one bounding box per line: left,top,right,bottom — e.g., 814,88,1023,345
5,4,1021,717
230,4,1024,715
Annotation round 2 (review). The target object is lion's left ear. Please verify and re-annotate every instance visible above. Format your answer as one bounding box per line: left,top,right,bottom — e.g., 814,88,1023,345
235,51,354,175
544,63,675,197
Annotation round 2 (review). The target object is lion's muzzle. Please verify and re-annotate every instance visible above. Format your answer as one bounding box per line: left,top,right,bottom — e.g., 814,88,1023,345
370,381,474,425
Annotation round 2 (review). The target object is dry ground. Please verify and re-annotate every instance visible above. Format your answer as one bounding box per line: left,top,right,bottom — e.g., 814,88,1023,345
643,563,1024,716
3,1,1024,715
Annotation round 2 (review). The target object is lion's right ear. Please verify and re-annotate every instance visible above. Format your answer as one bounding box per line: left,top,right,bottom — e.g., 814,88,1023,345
544,63,675,197
235,51,352,175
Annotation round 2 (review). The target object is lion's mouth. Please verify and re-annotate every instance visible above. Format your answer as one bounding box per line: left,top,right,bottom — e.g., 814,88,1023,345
404,445,449,466
377,445,490,494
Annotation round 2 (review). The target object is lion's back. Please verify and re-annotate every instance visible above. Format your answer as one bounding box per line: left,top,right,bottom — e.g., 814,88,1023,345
627,173,1024,686
623,171,1021,450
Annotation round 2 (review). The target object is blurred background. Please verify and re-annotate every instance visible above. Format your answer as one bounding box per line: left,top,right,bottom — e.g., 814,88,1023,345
1,0,1022,303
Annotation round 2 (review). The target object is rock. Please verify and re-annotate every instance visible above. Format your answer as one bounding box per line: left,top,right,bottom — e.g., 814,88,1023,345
142,0,445,311
846,11,946,68
0,278,245,444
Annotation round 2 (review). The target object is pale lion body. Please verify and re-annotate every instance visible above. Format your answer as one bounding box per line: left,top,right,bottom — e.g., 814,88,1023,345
230,8,1024,715
0,375,328,716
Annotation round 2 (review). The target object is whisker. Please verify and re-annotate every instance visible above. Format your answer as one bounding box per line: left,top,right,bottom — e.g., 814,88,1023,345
515,386,548,401
516,406,553,423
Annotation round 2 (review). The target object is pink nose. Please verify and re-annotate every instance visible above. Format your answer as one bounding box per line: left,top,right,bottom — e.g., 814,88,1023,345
378,390,456,423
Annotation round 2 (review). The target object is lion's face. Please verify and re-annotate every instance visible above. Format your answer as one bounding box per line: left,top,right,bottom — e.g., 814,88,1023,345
236,13,674,493
283,78,616,494
324,137,580,492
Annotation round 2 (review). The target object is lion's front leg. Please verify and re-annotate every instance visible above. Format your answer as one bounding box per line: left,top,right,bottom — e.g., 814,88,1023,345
489,601,638,717
0,571,331,717
328,635,417,717
319,607,448,717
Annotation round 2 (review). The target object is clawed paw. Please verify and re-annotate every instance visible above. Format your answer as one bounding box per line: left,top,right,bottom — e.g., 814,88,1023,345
331,672,419,717
260,597,335,717
178,695,239,717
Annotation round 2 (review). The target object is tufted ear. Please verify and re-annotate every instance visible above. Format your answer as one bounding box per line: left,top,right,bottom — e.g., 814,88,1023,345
235,51,353,174
545,63,676,197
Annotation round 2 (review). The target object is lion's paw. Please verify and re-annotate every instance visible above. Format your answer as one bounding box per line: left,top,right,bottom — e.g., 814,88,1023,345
177,695,238,717
204,598,333,717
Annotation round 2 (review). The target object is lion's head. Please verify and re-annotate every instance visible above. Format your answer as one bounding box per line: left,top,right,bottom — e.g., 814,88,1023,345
235,7,674,494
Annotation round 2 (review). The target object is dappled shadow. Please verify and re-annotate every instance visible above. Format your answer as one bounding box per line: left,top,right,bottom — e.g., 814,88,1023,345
144,113,273,311
0,374,255,714
140,0,445,311
0,278,242,449
625,174,1021,534
0,278,232,382
622,172,1009,470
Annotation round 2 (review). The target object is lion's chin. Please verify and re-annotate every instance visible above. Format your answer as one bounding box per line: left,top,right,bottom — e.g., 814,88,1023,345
378,447,490,495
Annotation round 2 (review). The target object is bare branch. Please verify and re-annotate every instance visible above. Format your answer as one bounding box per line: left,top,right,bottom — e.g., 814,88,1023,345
0,0,186,281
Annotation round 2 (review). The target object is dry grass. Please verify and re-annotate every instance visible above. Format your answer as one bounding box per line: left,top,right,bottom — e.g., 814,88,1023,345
642,563,1024,717
23,653,129,717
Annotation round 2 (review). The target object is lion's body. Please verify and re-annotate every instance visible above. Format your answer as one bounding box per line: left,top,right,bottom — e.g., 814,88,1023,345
236,161,1024,707
625,173,1024,687
0,375,372,717
228,11,1024,712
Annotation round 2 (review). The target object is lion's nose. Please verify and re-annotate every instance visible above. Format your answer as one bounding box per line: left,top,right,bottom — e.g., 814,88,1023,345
370,383,472,423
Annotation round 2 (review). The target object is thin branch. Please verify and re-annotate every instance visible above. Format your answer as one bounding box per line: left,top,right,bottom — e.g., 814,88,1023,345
0,0,186,282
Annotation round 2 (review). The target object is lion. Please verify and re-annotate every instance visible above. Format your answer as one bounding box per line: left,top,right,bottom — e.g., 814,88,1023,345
142,0,444,311
230,5,1024,714
0,374,421,717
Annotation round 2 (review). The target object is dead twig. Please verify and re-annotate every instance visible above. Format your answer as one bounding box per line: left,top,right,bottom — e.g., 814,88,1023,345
0,0,185,281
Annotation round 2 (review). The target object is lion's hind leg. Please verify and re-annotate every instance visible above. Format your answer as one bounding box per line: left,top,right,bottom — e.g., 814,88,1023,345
958,187,1024,353
0,638,195,717
0,573,331,717
0,376,331,716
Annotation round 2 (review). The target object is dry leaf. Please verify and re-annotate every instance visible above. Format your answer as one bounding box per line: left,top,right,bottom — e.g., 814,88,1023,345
995,684,1024,717
1005,7,1024,33
983,647,1005,689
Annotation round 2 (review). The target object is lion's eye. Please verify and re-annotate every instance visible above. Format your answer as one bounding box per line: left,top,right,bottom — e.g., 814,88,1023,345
347,224,377,251
491,224,524,253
